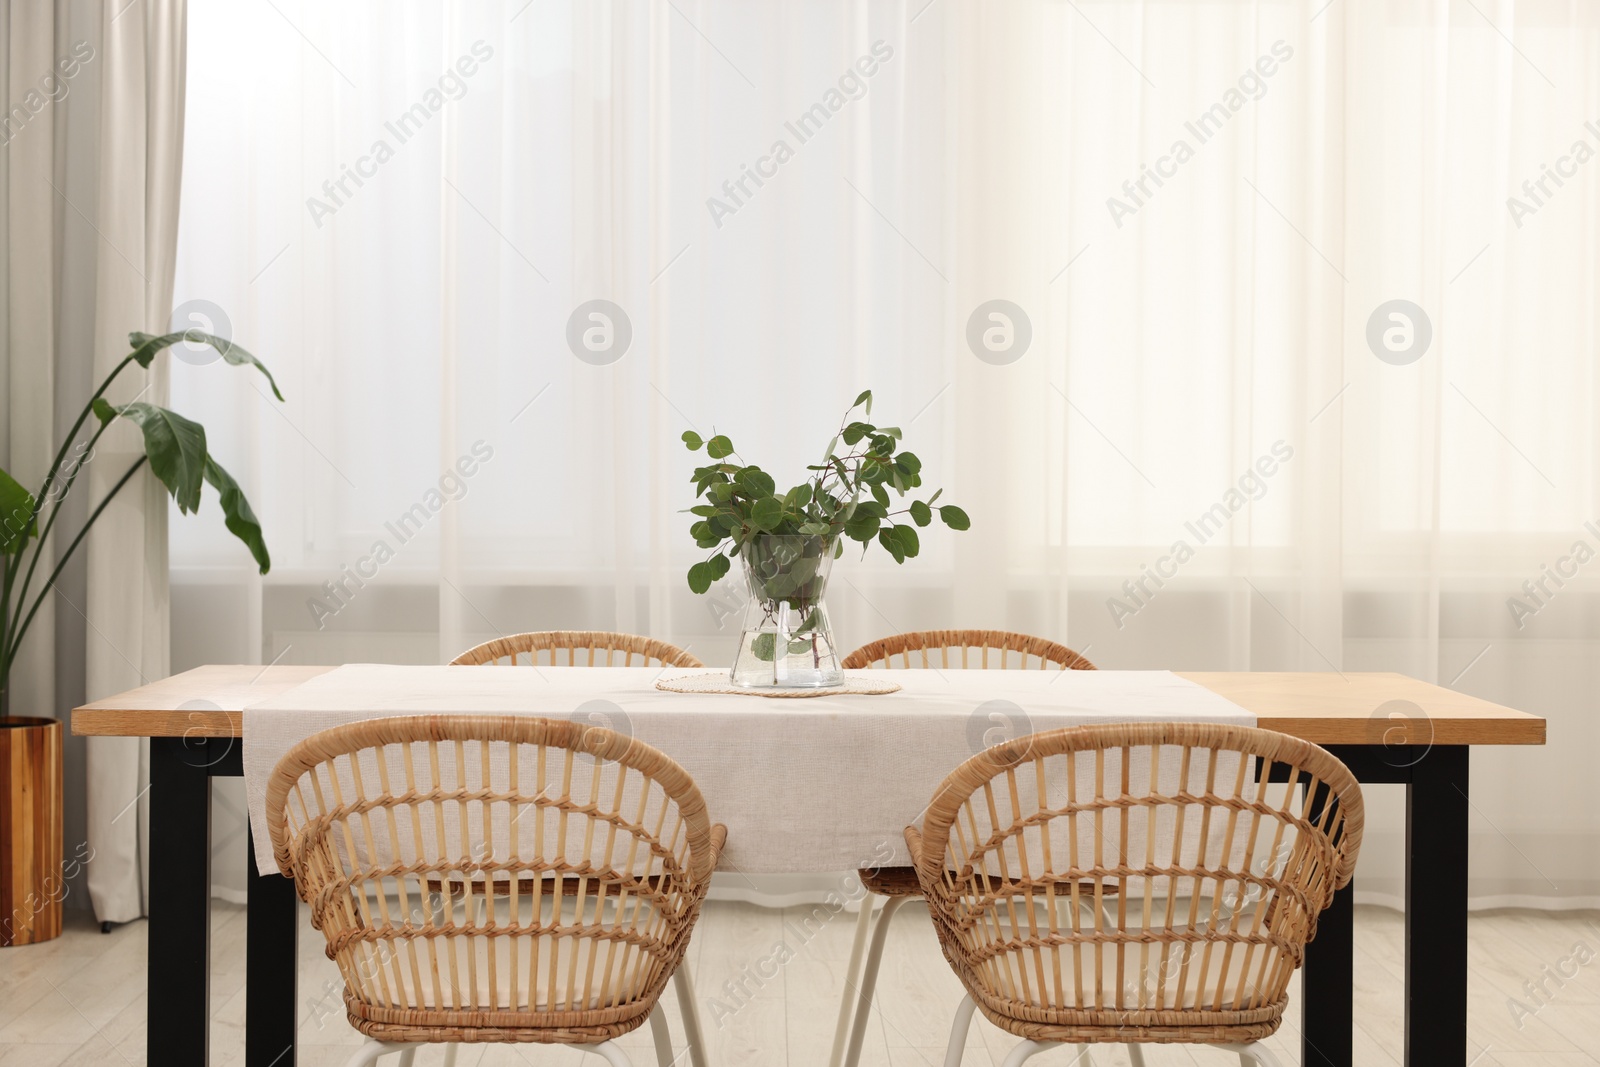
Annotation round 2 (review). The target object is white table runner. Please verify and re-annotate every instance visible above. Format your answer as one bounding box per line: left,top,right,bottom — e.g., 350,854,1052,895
243,665,1254,875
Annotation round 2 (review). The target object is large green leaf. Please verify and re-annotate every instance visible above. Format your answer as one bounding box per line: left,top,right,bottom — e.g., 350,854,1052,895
202,457,270,574
0,467,37,556
93,400,207,514
128,330,285,401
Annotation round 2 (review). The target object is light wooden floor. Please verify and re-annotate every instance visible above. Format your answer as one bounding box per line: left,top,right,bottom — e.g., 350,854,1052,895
1,901,1597,1066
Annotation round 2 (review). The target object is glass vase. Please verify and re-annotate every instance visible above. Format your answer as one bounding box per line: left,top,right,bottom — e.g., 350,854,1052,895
729,534,844,688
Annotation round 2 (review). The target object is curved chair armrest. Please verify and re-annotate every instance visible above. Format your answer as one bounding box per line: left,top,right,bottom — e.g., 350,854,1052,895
903,824,925,868
707,823,728,871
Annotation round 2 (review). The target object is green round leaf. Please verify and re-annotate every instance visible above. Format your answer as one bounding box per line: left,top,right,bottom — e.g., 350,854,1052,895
706,435,734,459
893,524,920,557
687,561,715,594
939,504,971,531
910,500,932,527
750,496,785,532
682,430,705,450
845,510,881,543
877,527,906,563
736,467,776,497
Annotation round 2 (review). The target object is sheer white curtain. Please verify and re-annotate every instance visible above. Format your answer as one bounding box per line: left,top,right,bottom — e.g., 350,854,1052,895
171,0,1600,907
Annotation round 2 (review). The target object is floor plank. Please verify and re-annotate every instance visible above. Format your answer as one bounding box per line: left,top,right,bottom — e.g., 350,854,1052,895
4,903,1598,1065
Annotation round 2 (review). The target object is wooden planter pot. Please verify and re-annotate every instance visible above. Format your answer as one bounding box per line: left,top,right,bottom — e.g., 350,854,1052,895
0,717,63,946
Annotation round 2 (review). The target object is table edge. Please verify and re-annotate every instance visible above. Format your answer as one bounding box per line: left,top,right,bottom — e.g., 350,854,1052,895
71,664,1549,746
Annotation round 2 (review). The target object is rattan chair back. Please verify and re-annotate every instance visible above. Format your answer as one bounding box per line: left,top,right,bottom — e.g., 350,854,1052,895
908,722,1362,1044
451,631,702,668
265,715,722,1044
843,629,1095,671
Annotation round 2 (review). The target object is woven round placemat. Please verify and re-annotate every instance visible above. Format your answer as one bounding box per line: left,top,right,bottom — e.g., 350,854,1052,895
654,672,901,698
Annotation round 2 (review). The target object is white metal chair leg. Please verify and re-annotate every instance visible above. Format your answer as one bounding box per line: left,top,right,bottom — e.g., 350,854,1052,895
441,1045,458,1067
649,1004,675,1067
673,962,709,1067
343,1039,412,1067
830,896,878,1067
843,894,909,1067
396,1051,415,1067
1220,1042,1285,1067
998,1039,1055,1067
1126,1044,1145,1067
590,1041,636,1067
943,993,978,1067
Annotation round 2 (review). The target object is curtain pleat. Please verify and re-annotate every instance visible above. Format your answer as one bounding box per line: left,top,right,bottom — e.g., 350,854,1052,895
2,1,60,724
84,0,185,923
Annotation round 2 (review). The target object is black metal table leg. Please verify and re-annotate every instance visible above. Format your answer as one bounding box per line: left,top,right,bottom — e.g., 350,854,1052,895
149,736,214,1067
246,824,299,1067
1303,878,1355,1066
1296,763,1357,1067
1407,745,1470,1065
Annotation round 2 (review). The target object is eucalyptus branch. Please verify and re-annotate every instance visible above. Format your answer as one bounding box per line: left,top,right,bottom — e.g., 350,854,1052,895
679,389,969,595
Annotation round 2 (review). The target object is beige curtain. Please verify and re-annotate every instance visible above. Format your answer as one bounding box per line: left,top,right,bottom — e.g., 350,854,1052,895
1,0,115,916
80,0,185,924
1,5,60,722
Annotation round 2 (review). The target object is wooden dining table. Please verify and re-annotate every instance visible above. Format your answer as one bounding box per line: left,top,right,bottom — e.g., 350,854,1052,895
72,665,1545,1067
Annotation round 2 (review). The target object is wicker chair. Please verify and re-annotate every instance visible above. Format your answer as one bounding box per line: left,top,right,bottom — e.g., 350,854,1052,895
842,629,1096,672
451,631,702,668
831,630,1097,1067
447,631,707,1064
266,715,725,1067
908,722,1363,1067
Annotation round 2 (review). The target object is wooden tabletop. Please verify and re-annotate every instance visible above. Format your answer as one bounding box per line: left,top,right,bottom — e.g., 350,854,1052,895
69,664,1545,746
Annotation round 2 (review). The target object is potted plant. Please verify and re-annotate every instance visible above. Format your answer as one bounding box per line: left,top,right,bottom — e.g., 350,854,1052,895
0,328,279,945
682,389,968,687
